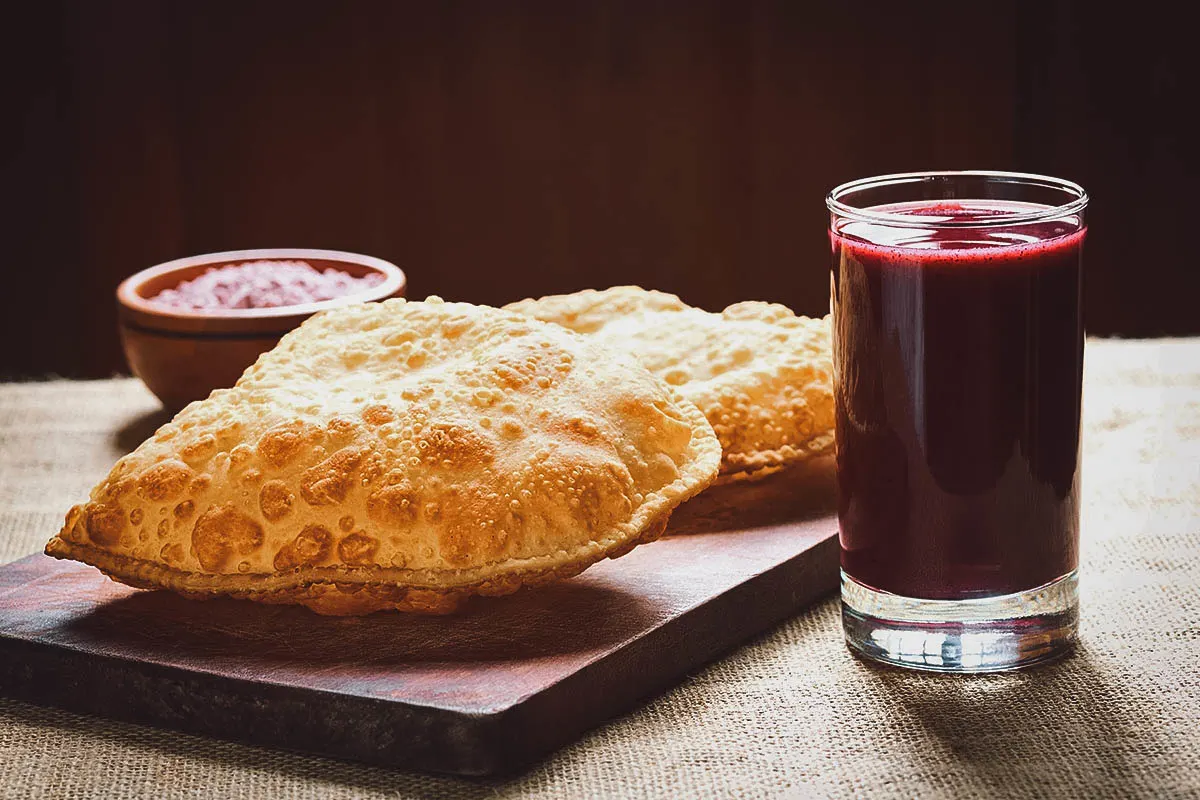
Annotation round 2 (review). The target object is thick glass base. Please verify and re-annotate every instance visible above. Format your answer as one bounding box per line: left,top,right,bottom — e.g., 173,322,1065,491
841,570,1078,673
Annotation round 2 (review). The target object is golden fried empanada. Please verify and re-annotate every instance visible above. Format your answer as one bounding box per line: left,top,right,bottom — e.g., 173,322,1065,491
46,298,721,615
506,287,834,481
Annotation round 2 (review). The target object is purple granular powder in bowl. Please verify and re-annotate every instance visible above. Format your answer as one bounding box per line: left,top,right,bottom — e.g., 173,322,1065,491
147,260,385,310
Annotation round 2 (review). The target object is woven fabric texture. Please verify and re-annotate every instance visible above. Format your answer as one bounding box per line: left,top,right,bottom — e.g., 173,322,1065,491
1,338,1198,799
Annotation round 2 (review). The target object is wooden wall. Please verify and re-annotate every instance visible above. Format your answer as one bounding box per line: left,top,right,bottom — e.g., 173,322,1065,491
1,1,1193,378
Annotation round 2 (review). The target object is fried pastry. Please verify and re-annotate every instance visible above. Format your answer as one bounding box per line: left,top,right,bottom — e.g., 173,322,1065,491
505,286,688,333
506,287,834,481
46,298,721,615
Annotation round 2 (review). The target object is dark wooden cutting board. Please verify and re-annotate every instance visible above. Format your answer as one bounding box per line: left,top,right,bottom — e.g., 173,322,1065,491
0,462,838,777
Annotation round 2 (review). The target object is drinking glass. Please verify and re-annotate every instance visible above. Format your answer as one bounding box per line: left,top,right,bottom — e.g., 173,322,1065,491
827,171,1088,672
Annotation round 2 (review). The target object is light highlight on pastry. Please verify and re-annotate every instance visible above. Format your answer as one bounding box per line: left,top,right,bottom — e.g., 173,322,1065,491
506,286,834,481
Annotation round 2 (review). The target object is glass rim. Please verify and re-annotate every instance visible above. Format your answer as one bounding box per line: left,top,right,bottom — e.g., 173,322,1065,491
826,170,1089,229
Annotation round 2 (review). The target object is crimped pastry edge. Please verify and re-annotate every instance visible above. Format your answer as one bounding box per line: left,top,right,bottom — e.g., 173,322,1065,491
44,515,671,615
715,431,836,482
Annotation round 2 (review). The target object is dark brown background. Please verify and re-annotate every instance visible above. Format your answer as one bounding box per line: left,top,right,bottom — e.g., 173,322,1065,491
1,1,1194,378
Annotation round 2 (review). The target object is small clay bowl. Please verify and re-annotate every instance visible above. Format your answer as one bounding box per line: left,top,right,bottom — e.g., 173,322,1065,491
117,248,406,410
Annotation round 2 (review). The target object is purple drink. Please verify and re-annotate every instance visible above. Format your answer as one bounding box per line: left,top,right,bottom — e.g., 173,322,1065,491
828,174,1087,672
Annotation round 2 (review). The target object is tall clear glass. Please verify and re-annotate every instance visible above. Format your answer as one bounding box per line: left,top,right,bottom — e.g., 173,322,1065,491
827,171,1088,672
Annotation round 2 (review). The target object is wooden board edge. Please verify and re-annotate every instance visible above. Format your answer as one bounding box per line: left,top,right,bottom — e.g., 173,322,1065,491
0,633,507,776
0,531,839,778
487,532,840,775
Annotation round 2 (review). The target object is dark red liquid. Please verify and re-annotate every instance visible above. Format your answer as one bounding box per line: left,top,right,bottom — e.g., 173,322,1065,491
831,201,1084,600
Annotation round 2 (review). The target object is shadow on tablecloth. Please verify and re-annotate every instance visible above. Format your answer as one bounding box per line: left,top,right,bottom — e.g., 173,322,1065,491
865,645,1153,797
115,408,173,454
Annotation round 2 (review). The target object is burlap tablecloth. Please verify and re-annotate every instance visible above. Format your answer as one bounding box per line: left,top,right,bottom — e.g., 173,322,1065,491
1,338,1197,799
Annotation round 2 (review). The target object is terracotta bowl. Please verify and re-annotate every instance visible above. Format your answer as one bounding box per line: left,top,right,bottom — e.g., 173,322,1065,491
117,248,406,410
